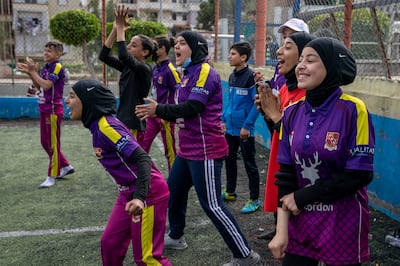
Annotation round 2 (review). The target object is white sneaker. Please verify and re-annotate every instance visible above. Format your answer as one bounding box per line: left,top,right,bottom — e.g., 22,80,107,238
164,234,188,250
39,177,55,188
223,250,261,266
57,165,75,179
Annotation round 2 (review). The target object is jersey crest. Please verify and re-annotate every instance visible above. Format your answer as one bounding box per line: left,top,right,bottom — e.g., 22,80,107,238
324,131,339,151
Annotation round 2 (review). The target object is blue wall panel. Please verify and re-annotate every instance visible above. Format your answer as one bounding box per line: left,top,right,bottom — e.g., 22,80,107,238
0,97,120,120
368,114,400,221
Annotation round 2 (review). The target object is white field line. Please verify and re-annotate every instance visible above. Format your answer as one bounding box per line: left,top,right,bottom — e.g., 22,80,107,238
0,226,105,238
0,136,167,239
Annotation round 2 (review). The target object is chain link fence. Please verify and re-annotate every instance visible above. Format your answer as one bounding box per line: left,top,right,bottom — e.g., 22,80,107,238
0,0,399,88
213,0,400,79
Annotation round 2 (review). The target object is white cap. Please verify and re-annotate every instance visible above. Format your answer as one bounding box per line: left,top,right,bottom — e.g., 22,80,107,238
278,18,309,33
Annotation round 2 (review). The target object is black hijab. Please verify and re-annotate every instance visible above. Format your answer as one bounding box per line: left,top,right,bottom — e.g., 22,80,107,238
284,32,315,91
71,79,117,128
305,37,356,107
180,31,208,65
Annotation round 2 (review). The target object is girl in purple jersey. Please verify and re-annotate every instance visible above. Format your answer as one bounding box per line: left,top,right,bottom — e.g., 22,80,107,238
65,79,171,266
135,31,261,266
142,35,180,171
269,38,375,266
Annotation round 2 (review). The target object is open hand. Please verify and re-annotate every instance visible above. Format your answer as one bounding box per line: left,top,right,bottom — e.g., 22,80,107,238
114,5,131,30
17,57,38,74
256,84,281,122
135,98,158,120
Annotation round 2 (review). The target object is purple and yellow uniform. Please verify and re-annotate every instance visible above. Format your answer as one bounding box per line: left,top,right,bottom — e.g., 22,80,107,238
142,59,180,171
38,60,70,177
175,62,227,160
167,61,254,258
278,88,375,265
158,32,257,261
38,60,65,114
91,115,170,266
151,59,179,105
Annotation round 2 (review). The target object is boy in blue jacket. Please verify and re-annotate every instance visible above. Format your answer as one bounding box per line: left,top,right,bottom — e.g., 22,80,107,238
222,41,260,214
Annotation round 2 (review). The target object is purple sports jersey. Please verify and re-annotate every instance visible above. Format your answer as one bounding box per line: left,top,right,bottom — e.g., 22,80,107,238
90,115,169,205
151,59,180,104
278,88,374,265
175,62,228,160
269,64,286,92
38,60,65,114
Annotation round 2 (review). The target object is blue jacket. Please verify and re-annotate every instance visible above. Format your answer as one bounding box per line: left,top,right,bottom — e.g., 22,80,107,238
222,66,259,136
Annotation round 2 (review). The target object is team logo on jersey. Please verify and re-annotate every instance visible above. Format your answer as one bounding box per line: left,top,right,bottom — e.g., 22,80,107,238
94,147,103,159
192,86,209,95
157,76,163,84
324,132,339,151
116,135,130,152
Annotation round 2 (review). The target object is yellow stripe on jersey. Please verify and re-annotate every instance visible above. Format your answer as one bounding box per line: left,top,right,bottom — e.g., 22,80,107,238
196,62,211,87
341,93,369,145
168,62,181,83
53,63,62,75
98,116,122,144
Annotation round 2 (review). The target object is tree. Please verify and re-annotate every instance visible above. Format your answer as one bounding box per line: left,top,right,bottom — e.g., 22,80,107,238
50,10,101,78
197,0,215,30
125,20,168,40
197,0,256,32
105,19,168,48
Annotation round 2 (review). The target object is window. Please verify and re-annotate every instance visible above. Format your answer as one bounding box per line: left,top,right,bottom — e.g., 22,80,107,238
149,12,158,21
59,0,67,5
182,14,187,21
172,13,177,21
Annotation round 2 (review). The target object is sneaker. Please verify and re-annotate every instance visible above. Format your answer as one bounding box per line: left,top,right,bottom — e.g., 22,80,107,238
241,200,260,214
39,176,55,188
221,192,238,201
164,234,188,250
57,165,75,179
223,250,261,266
